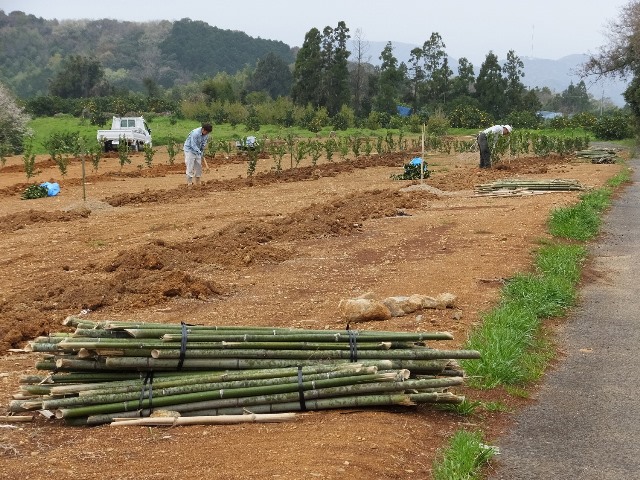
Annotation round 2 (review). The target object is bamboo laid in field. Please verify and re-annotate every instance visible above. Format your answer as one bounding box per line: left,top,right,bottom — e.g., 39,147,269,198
159,331,451,343
150,347,481,361
55,372,400,419
109,412,297,427
9,317,479,425
0,415,33,423
475,178,583,194
43,370,395,410
51,364,370,396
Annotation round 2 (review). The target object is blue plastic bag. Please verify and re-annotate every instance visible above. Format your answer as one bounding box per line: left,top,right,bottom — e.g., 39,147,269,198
410,157,423,166
40,182,60,196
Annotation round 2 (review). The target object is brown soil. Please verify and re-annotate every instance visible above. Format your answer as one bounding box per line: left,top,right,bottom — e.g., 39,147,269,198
0,146,623,479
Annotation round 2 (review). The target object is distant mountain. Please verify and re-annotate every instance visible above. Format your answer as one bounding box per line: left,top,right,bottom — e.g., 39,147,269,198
519,54,627,107
364,41,627,107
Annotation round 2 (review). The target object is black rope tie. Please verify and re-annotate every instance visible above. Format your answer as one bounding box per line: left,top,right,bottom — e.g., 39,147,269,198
177,321,188,370
297,366,307,411
347,324,359,362
138,370,155,417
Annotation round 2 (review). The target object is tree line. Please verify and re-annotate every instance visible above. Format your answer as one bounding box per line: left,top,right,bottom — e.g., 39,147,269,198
0,8,633,157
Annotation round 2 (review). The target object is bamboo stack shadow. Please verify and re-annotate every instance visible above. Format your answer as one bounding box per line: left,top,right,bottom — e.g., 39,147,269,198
7,316,481,426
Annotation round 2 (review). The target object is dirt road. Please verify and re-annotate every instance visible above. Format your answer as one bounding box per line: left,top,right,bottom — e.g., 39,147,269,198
490,158,640,479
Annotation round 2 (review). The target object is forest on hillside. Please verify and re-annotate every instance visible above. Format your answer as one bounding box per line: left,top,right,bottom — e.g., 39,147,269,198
0,10,295,97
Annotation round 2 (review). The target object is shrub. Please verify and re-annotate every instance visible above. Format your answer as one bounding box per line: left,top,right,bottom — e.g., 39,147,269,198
448,105,491,129
425,110,450,136
590,111,634,140
506,110,542,129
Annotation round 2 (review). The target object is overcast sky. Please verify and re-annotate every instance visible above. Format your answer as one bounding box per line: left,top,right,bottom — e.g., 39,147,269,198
1,0,630,64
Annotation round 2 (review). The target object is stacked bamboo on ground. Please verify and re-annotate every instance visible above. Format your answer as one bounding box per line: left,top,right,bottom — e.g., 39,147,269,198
575,148,620,164
7,316,480,426
475,178,583,195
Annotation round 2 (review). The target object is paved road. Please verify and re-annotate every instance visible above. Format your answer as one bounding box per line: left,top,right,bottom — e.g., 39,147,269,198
490,158,640,479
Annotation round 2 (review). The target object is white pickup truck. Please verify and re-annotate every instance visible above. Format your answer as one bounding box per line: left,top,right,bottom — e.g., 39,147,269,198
97,116,152,152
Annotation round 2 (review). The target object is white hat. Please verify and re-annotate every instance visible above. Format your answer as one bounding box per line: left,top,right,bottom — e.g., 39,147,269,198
504,125,513,133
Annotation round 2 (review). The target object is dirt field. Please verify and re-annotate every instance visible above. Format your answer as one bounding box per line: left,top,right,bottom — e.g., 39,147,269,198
0,143,623,479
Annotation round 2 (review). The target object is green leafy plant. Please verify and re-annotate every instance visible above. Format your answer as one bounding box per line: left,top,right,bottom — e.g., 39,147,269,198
166,136,179,165
86,139,103,172
323,138,337,162
390,161,430,180
22,142,37,179
292,140,308,167
117,135,130,169
268,141,286,173
21,183,48,199
307,139,322,167
143,143,155,168
246,148,259,177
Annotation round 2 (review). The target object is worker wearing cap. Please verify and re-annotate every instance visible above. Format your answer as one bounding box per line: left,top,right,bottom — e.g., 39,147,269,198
477,124,512,168
184,123,213,185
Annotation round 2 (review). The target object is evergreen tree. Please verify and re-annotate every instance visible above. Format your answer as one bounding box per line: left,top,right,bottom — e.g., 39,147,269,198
292,28,323,107
248,52,293,99
325,21,351,116
49,55,111,98
407,47,425,111
451,57,475,98
475,51,507,119
560,80,591,114
373,42,403,114
503,50,526,112
421,32,452,110
317,22,351,116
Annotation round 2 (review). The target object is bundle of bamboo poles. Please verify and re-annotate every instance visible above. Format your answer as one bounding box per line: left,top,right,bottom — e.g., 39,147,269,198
6,316,480,426
475,178,583,195
575,148,620,164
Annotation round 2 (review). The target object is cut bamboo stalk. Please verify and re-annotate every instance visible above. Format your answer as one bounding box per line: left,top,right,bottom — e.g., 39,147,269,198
56,372,399,418
109,412,296,426
0,415,33,422
52,364,367,396
43,369,394,410
102,357,396,371
160,332,452,343
128,377,461,415
150,347,481,361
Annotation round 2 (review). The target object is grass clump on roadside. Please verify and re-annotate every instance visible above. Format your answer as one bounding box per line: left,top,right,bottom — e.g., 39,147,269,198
432,430,496,480
549,168,630,241
462,241,587,388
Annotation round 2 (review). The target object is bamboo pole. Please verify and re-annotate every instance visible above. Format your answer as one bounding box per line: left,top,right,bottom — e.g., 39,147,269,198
43,369,393,410
0,415,33,422
50,364,368,396
150,347,481,361
56,372,400,418
160,331,452,343
119,377,462,415
109,412,296,426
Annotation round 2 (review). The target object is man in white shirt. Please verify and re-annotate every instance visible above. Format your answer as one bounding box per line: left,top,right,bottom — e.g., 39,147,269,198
477,124,512,168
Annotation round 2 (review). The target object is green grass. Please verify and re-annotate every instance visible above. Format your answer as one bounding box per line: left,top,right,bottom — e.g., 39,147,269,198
24,116,414,155
432,430,496,480
462,241,587,388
